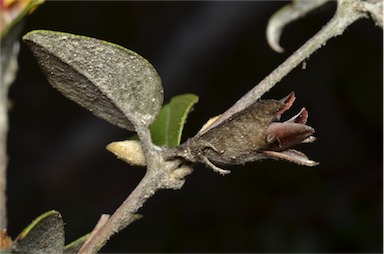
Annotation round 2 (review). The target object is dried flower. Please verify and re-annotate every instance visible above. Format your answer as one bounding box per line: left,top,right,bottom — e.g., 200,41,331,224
172,92,317,174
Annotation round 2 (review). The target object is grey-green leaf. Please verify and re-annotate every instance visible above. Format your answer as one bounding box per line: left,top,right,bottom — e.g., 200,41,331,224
150,94,198,147
22,30,164,130
12,210,64,254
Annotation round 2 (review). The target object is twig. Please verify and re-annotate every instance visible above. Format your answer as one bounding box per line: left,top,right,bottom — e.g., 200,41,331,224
78,127,187,254
78,158,184,254
0,89,8,231
0,27,22,231
208,0,373,131
78,214,110,252
78,172,158,254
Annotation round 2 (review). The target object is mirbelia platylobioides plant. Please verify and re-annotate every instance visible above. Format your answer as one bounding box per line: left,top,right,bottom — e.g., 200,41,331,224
2,0,380,253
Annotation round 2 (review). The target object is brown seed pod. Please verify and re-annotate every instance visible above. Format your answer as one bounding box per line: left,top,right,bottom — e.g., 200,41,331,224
171,92,317,175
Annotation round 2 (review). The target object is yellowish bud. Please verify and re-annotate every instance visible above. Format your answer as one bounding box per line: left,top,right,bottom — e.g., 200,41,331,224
106,140,146,166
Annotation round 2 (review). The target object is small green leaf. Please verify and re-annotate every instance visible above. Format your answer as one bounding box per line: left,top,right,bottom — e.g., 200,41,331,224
150,94,198,147
13,210,64,254
22,30,164,131
64,233,90,254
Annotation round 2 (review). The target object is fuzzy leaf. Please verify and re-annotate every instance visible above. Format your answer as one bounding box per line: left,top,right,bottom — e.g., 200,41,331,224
22,30,164,130
150,94,198,147
12,210,64,254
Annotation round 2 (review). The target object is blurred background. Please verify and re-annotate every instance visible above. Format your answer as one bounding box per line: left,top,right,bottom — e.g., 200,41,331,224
5,1,382,252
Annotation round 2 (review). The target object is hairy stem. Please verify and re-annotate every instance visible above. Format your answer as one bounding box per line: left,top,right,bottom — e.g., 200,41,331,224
211,0,369,131
0,91,8,230
78,125,185,254
0,33,21,232
78,169,159,254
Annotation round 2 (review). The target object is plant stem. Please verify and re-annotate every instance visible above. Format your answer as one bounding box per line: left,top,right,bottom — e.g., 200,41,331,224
0,92,8,230
0,20,24,231
78,125,185,254
78,170,158,254
0,37,20,232
211,0,369,131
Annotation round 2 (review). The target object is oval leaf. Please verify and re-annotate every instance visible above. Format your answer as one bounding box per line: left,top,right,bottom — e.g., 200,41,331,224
150,94,198,147
13,210,64,254
22,30,164,130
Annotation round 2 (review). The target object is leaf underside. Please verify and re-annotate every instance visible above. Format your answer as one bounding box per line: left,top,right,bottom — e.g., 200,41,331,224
13,210,64,254
23,30,164,131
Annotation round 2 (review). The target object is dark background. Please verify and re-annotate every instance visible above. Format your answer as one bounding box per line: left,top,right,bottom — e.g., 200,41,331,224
6,1,382,253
